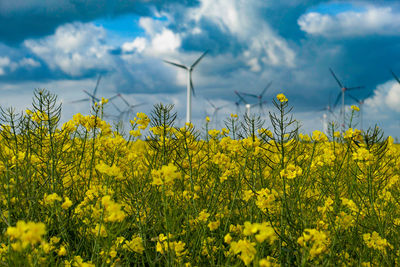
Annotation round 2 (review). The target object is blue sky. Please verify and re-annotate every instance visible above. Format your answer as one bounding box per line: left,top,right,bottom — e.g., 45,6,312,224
0,0,400,138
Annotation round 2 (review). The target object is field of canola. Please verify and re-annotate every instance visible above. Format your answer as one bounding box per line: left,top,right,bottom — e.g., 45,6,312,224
0,90,399,266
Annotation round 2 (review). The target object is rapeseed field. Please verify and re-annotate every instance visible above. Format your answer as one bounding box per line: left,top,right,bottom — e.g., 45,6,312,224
0,89,399,266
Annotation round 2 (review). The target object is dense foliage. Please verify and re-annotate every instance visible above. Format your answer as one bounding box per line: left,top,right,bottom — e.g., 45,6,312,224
0,89,399,266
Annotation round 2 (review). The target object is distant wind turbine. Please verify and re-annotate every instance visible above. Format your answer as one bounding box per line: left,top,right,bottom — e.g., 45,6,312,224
163,50,208,124
116,94,146,121
239,81,272,115
329,68,364,129
206,99,229,129
70,74,121,117
70,75,103,107
348,93,372,131
234,90,248,115
318,93,336,131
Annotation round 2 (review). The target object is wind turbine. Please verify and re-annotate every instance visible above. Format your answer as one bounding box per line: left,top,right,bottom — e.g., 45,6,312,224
329,68,364,129
163,50,208,124
234,90,248,115
70,75,103,107
317,93,336,131
348,93,372,131
70,74,121,118
206,99,229,129
116,94,146,121
239,81,272,115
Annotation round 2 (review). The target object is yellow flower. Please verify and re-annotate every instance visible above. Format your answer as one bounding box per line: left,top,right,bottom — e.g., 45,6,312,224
351,105,360,111
58,245,67,256
297,228,330,259
197,210,210,223
43,193,62,206
92,224,107,237
208,220,220,231
312,130,328,142
7,221,46,250
206,116,210,122
95,161,123,180
259,256,279,267
129,129,141,137
363,231,392,253
151,163,180,186
61,197,73,210
276,93,288,103
224,233,232,244
123,235,145,254
229,239,257,266
280,164,302,179
101,195,126,222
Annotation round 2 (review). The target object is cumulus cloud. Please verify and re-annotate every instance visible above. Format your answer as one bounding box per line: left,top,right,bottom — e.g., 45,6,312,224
18,57,41,68
24,23,114,76
188,0,296,67
366,80,400,113
0,0,193,44
298,6,400,37
0,57,10,75
122,37,147,53
121,17,181,56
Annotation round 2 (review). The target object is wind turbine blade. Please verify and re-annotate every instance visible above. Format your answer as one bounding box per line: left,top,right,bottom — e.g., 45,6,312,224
69,98,90,104
391,70,400,84
110,102,122,113
235,91,248,104
220,103,230,109
329,68,344,88
347,86,365,90
190,73,195,97
131,102,146,108
108,93,120,101
93,75,102,96
348,94,360,103
118,94,131,107
260,81,272,97
206,98,216,109
163,60,187,70
333,92,342,109
191,50,209,69
241,92,258,98
83,90,100,102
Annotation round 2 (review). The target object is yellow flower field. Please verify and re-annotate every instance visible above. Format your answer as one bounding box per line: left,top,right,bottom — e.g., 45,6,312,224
0,90,399,266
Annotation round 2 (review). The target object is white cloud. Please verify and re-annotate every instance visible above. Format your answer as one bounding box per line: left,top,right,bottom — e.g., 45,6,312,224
0,56,41,75
0,56,10,75
122,37,147,53
151,29,181,53
18,57,41,68
24,22,114,76
188,0,296,67
298,6,400,37
121,17,181,56
365,80,400,113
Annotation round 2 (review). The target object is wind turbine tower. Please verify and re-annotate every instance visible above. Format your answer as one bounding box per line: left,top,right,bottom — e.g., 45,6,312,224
164,50,208,124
